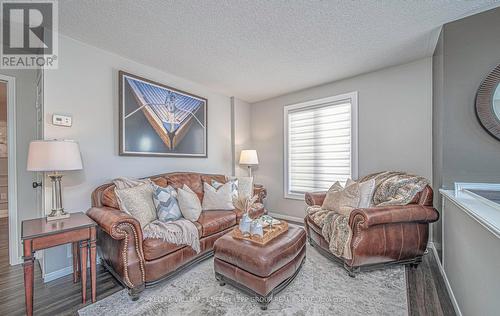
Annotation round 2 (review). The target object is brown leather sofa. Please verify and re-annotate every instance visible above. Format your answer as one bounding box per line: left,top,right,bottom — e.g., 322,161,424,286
304,185,438,276
87,172,266,299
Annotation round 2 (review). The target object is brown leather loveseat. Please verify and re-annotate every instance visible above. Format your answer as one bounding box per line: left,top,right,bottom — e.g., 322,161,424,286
87,172,266,299
304,185,438,276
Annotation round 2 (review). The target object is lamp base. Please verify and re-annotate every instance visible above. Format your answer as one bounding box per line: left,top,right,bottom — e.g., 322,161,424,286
46,209,70,221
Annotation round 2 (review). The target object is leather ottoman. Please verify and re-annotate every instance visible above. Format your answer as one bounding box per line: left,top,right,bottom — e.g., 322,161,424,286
213,223,306,309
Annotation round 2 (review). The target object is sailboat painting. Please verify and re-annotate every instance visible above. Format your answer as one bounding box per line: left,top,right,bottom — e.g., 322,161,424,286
119,71,207,157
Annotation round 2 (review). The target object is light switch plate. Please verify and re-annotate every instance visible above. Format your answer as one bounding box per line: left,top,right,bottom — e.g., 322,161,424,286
52,114,72,127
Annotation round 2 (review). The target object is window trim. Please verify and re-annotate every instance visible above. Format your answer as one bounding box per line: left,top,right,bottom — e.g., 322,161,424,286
283,91,358,200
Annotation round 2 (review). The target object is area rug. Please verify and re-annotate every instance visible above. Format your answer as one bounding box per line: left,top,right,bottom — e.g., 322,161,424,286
79,247,407,315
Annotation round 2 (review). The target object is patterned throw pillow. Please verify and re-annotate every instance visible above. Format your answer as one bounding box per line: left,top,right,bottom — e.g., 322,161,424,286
153,185,182,222
114,183,157,228
212,179,238,200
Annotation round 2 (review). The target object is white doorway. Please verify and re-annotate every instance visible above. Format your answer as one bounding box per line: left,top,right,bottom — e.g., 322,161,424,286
0,82,7,218
0,74,18,265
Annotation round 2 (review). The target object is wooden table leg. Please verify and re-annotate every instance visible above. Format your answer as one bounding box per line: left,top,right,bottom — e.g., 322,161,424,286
80,240,88,304
23,239,34,316
72,242,80,283
90,227,97,303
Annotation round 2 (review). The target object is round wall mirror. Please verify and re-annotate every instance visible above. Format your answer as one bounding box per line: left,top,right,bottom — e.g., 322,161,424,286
476,64,500,141
494,84,500,120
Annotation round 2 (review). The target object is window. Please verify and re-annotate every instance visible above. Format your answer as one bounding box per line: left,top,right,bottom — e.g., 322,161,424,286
284,92,358,199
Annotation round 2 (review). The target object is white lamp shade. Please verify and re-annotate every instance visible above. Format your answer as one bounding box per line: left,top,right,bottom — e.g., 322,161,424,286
239,149,259,165
27,140,83,172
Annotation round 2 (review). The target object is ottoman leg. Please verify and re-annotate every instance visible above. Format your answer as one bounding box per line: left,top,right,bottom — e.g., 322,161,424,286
258,293,273,310
215,273,226,286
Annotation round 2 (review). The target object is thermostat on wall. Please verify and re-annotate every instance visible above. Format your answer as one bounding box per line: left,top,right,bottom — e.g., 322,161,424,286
52,114,72,127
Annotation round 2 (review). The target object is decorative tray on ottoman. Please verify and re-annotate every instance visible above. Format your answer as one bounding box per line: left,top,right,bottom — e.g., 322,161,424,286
232,221,288,246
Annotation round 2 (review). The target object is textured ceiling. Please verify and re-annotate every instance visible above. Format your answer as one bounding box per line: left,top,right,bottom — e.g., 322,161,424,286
59,0,500,102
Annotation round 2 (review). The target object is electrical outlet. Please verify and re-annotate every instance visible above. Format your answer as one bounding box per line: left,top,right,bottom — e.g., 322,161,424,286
0,193,6,200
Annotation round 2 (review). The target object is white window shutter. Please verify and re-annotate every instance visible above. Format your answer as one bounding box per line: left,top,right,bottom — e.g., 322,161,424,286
285,92,357,198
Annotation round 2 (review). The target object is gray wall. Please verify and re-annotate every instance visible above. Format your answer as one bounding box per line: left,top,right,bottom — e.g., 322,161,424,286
232,97,253,177
432,7,500,254
42,35,234,275
251,58,433,219
432,29,444,255
0,69,39,262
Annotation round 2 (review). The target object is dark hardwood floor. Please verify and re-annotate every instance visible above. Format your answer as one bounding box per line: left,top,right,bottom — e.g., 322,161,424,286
406,249,456,316
0,218,122,316
0,217,455,315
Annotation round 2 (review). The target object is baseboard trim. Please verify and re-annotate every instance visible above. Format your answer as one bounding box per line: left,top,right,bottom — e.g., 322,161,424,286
43,265,73,283
428,242,462,316
268,212,303,224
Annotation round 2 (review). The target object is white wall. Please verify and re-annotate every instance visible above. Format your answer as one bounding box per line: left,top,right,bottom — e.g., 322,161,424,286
251,58,432,219
442,194,500,315
42,35,233,274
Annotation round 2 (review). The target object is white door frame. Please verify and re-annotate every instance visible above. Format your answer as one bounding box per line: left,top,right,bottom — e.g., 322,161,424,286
0,74,20,265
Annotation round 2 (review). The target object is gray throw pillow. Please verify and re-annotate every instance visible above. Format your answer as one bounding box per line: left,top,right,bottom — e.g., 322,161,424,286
153,185,182,222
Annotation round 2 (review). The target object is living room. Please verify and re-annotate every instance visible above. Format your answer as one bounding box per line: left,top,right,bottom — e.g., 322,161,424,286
1,1,500,315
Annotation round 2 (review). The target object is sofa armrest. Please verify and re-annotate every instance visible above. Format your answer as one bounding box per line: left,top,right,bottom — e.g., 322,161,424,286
86,207,145,291
253,184,267,203
87,207,144,241
349,204,439,228
305,192,327,206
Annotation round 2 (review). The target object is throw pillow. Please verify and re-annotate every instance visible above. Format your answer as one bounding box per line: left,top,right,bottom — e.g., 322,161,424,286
344,178,376,208
113,177,153,211
114,183,157,228
177,184,202,221
228,176,253,199
321,181,344,210
212,178,239,200
202,182,234,211
357,179,376,208
345,178,356,187
322,181,361,216
153,184,182,222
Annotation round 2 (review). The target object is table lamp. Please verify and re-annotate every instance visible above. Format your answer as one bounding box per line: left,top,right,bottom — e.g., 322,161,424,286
239,149,259,177
27,140,83,221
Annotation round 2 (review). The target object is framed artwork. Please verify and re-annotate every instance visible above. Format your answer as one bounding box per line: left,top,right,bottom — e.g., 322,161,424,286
119,71,207,157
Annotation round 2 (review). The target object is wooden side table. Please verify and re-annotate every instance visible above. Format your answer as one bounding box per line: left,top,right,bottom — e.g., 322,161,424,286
21,212,97,316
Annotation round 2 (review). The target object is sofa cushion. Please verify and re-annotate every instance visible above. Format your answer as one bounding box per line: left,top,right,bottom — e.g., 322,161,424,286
201,174,226,185
102,185,120,209
143,238,185,261
101,177,168,209
165,173,203,200
196,210,236,237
